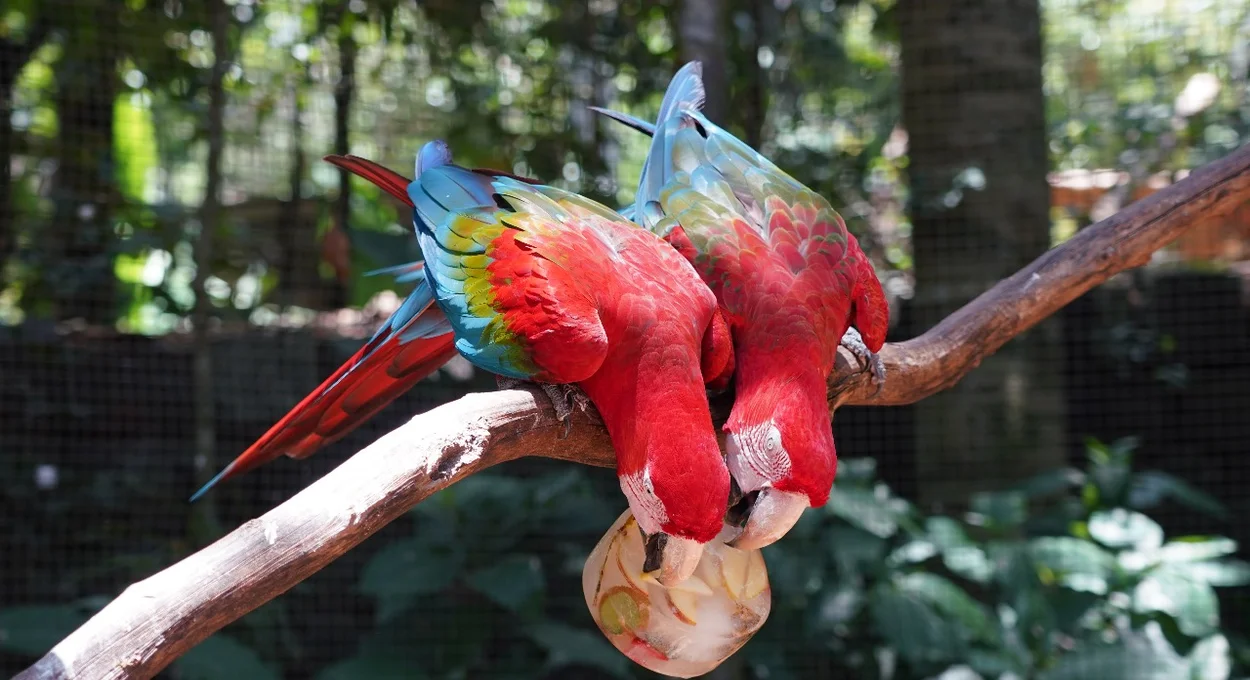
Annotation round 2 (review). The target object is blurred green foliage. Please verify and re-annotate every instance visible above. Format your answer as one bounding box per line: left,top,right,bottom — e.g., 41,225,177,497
4,440,1247,679
2,0,1247,326
750,437,1250,680
2,0,1245,327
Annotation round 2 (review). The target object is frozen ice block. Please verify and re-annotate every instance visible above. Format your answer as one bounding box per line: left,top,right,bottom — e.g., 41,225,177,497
582,509,771,678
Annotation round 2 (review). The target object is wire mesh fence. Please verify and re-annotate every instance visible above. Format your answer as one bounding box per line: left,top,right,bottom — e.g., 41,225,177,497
2,0,1249,678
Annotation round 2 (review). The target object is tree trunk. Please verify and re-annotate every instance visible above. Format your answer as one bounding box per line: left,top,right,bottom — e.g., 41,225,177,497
329,27,355,310
47,6,120,323
0,75,17,273
188,0,231,545
733,0,767,148
898,0,1064,506
679,0,728,125
0,16,50,277
279,66,318,307
574,5,611,202
0,99,10,271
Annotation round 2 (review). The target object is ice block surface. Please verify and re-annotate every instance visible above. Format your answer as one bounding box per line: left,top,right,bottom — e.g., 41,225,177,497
582,509,772,678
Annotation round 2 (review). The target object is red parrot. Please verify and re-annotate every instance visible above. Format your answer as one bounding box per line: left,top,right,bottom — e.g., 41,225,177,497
195,141,734,585
592,62,890,550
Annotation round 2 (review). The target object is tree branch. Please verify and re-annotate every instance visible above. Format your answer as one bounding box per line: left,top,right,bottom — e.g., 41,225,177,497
828,141,1250,408
18,142,1250,679
16,390,614,680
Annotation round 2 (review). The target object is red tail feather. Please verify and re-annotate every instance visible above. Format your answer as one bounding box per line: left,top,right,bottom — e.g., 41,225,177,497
324,154,414,207
196,322,456,496
288,333,458,456
192,155,445,502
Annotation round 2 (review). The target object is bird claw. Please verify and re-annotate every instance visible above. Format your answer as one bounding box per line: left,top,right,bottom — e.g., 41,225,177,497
538,382,595,439
495,376,525,391
495,377,598,437
839,327,885,396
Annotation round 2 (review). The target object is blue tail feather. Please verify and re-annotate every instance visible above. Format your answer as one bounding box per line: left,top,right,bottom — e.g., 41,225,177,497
416,140,453,177
655,61,706,125
189,461,238,502
587,106,655,136
364,261,426,283
588,61,704,139
593,62,708,226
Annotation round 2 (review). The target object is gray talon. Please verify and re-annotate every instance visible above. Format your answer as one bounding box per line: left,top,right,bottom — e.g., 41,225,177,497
498,378,596,437
539,383,575,438
538,382,596,438
840,327,886,396
495,376,525,390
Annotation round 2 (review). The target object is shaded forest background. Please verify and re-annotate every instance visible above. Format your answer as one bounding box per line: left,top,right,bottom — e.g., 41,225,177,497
3,0,1250,678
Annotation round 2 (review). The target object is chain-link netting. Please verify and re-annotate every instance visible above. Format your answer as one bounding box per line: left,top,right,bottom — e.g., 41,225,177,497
3,0,1249,678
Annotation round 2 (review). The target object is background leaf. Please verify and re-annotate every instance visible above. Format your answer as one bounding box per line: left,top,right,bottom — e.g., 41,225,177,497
1160,538,1239,564
358,537,463,622
896,573,996,643
1183,560,1250,587
1030,537,1115,583
526,622,632,679
827,486,906,538
1129,471,1229,519
1190,634,1233,680
968,491,1028,529
1039,636,1187,680
1134,567,1220,637
870,585,965,666
0,605,86,657
1088,508,1164,551
173,633,281,680
465,554,545,613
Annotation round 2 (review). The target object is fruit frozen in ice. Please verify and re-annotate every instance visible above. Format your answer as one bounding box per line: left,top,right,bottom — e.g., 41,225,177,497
583,509,772,678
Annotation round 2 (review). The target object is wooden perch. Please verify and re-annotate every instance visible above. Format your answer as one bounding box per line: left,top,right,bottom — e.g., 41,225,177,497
828,142,1250,408
17,142,1250,680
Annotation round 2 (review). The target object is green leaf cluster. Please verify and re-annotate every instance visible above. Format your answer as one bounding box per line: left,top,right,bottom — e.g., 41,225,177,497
5,440,1247,679
748,440,1250,680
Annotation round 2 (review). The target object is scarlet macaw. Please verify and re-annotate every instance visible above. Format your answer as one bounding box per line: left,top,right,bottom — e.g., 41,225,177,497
592,62,890,550
194,141,735,585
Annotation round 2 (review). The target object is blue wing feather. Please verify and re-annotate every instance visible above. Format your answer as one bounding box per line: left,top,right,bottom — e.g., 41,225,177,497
403,142,543,380
327,276,448,397
364,261,426,284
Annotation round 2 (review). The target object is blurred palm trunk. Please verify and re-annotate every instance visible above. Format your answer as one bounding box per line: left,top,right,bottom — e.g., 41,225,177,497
48,5,120,323
737,0,767,149
899,0,1065,506
189,0,231,544
680,0,729,124
574,3,611,203
278,64,320,307
0,74,13,275
329,25,356,310
0,100,11,273
0,17,50,275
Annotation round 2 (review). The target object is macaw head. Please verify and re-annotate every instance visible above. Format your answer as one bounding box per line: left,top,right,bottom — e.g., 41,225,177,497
591,337,731,589
616,411,730,587
722,364,835,550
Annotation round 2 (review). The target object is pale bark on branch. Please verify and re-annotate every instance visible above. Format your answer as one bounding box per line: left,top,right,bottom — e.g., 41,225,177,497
17,143,1250,680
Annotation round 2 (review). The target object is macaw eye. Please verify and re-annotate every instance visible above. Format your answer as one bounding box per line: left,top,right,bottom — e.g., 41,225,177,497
765,424,784,453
